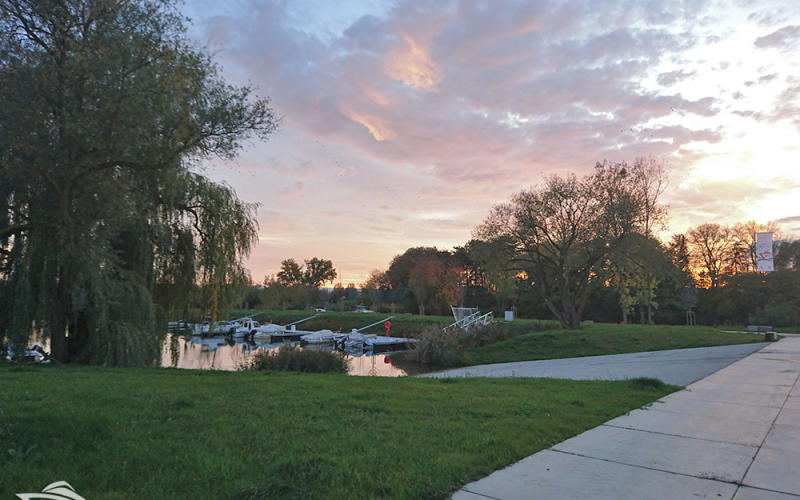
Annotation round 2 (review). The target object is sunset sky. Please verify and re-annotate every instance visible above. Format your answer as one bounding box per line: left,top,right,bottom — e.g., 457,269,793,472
182,0,800,285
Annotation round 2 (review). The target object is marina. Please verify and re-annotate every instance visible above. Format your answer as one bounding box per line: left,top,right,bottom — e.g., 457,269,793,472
160,334,412,376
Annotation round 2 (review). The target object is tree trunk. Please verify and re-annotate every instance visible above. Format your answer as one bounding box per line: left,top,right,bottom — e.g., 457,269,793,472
559,271,581,329
51,264,70,363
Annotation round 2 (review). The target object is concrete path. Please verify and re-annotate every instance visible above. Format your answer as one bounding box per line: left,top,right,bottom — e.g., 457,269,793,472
423,342,769,386
452,337,800,499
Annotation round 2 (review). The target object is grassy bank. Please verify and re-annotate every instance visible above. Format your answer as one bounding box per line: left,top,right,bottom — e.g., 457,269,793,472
1,365,674,499
462,323,766,366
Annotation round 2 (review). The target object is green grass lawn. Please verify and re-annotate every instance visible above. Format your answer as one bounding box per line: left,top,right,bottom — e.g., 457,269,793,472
0,364,675,499
462,323,766,366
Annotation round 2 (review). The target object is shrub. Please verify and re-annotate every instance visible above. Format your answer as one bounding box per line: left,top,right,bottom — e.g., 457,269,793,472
405,326,469,367
465,322,514,348
749,303,800,328
405,323,515,367
246,345,349,374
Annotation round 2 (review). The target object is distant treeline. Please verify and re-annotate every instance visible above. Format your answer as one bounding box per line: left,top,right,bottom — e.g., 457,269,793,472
244,161,799,328
241,235,798,327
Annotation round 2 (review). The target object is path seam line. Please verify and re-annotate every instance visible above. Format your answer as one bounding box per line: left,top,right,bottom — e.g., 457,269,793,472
734,367,800,497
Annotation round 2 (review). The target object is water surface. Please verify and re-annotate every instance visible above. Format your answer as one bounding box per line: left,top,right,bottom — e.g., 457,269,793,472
160,334,409,377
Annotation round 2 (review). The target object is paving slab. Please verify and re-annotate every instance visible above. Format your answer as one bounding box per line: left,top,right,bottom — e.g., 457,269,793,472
762,424,800,453
643,397,780,425
733,486,800,500
706,362,799,385
689,380,793,395
775,407,800,426
551,425,755,482
743,447,800,496
785,396,800,410
667,388,787,408
423,343,769,386
604,407,772,446
458,450,738,500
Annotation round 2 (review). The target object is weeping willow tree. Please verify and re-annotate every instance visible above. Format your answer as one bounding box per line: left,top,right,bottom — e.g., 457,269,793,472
0,0,277,364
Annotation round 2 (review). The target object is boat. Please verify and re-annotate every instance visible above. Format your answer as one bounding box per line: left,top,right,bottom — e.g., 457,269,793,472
335,331,372,350
190,320,233,336
299,329,340,344
251,314,319,339
6,344,51,363
301,316,394,346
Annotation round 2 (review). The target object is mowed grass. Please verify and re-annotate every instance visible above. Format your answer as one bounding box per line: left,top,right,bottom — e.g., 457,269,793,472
0,365,675,499
462,323,766,366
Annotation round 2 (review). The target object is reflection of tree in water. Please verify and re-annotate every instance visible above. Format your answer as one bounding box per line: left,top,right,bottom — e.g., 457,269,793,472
369,355,377,377
170,335,180,368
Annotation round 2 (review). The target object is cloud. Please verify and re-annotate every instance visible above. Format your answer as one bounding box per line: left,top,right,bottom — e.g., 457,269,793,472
658,70,696,86
196,0,725,190
759,73,779,83
754,25,800,50
384,31,442,92
184,0,800,280
280,181,305,198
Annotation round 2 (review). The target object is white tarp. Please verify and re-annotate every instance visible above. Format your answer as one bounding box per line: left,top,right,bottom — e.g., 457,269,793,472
756,232,774,272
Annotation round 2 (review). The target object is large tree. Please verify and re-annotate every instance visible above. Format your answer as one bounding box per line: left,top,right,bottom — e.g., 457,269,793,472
0,0,277,364
475,162,661,328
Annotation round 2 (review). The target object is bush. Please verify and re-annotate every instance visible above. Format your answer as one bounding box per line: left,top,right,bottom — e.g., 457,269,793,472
405,322,516,367
405,326,469,367
749,303,800,328
465,322,515,348
246,345,349,374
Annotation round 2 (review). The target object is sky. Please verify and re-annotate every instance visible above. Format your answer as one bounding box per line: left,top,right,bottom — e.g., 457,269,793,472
181,0,800,285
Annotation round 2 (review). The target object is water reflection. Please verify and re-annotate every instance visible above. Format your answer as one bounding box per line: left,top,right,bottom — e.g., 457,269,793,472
160,334,409,377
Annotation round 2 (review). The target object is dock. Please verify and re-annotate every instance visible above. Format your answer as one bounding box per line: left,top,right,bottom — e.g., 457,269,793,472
366,336,419,353
270,331,307,343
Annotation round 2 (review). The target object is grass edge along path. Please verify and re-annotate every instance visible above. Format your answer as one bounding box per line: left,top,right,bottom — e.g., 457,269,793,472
1,365,676,499
462,323,767,366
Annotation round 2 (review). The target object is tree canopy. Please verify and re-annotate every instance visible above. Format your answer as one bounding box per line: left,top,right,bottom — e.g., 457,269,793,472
474,161,665,328
0,0,278,364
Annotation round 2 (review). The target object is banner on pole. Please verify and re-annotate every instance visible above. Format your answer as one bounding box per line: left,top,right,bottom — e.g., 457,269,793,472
756,232,774,272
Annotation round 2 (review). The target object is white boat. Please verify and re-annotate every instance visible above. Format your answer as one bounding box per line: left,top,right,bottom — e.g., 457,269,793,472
248,314,320,339
301,316,394,346
336,331,373,350
190,320,233,336
299,329,340,344
6,345,51,363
